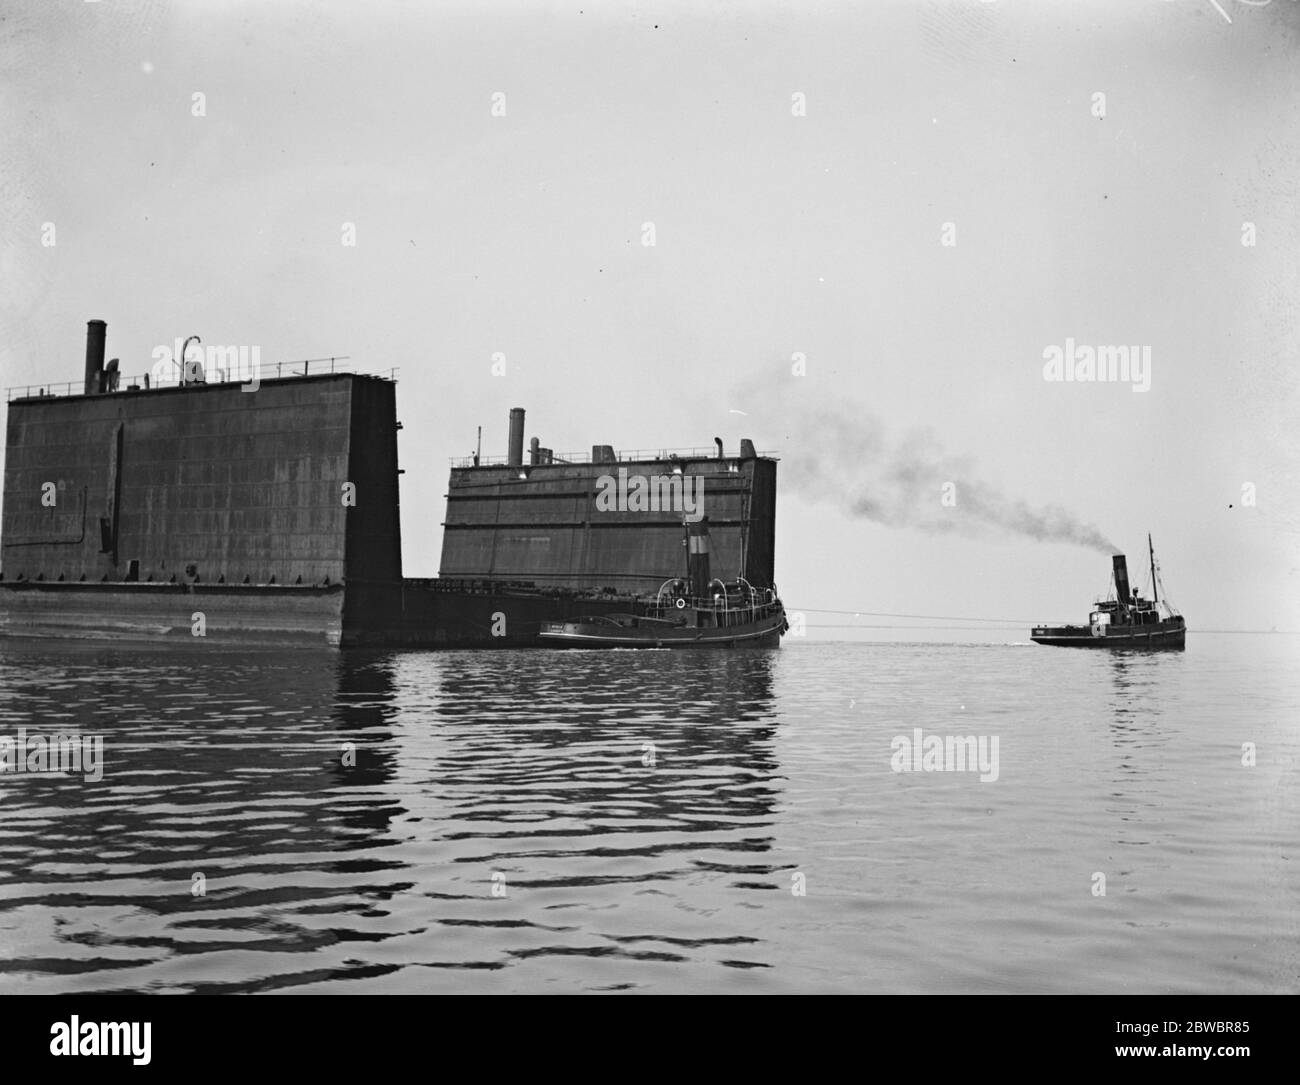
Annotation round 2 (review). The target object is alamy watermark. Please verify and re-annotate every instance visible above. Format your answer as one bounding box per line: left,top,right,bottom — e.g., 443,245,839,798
151,340,263,391
49,1016,150,1065
0,728,104,781
1042,340,1151,393
891,727,999,782
594,467,704,521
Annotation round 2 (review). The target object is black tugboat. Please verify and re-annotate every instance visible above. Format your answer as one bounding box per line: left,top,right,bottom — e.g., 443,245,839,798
1031,535,1186,649
538,517,787,648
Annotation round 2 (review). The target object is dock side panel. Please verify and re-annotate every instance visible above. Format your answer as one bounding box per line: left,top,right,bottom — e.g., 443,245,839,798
437,457,777,594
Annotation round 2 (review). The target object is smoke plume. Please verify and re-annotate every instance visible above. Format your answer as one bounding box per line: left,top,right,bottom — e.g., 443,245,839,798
751,400,1117,554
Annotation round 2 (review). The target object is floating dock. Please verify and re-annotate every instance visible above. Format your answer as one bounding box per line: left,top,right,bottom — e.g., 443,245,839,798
0,321,780,647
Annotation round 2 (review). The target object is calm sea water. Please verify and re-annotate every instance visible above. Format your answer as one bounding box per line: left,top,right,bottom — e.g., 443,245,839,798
0,635,1296,994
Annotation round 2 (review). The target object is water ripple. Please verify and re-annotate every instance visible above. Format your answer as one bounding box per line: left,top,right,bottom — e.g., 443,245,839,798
0,636,1296,992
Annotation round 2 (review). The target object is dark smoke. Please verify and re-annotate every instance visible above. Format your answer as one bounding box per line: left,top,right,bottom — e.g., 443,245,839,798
748,400,1118,554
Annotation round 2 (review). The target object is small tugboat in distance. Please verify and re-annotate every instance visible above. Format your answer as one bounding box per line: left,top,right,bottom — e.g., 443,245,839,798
1031,535,1186,649
539,517,786,648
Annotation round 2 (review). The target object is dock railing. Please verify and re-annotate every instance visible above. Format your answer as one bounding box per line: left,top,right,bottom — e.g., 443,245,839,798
7,359,398,402
451,446,779,467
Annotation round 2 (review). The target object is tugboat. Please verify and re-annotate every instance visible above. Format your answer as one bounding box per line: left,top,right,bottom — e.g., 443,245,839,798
539,518,787,648
1031,535,1186,649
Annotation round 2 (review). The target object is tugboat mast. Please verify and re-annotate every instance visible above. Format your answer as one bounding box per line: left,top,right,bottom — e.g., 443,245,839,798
1149,533,1158,606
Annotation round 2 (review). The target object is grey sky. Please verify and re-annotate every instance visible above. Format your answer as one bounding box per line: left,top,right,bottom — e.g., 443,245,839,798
3,0,1298,636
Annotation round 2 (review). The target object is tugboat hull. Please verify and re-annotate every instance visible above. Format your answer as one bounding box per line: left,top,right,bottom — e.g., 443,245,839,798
540,609,786,649
1030,623,1185,650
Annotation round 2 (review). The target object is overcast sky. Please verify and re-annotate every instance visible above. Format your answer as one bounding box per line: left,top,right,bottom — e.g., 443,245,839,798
3,0,1298,637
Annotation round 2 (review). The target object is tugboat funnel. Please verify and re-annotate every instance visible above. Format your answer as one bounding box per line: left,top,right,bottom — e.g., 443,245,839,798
1113,554,1131,607
687,517,711,599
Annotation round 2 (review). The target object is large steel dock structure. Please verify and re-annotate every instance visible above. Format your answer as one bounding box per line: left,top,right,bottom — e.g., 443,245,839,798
0,321,780,647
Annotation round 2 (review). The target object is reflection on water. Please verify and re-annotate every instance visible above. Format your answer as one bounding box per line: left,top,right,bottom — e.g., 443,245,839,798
1100,652,1181,857
0,637,1295,993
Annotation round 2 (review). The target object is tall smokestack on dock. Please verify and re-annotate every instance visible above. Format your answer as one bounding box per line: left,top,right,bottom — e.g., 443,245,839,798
84,319,106,395
1113,554,1132,607
507,408,525,467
